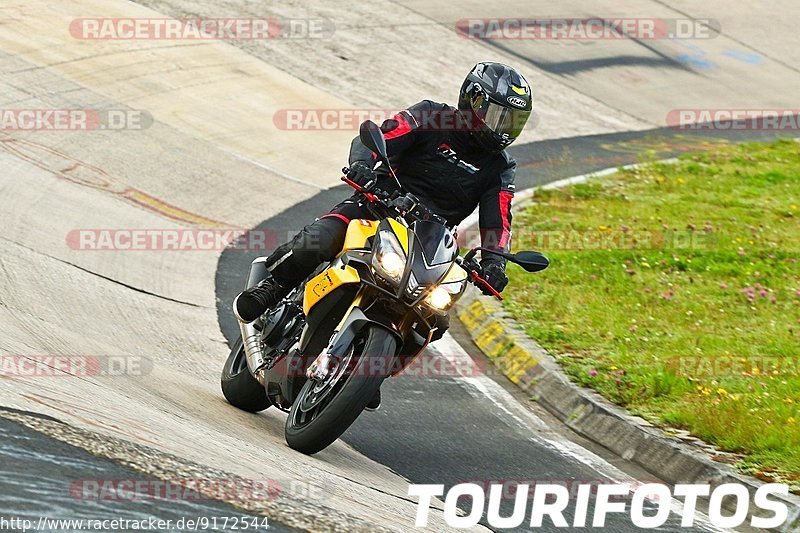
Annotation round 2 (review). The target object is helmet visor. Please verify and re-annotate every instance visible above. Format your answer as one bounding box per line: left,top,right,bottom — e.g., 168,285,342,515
481,101,530,141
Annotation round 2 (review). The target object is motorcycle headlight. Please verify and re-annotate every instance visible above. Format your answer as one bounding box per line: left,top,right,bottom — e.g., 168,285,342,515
425,281,466,311
372,230,407,284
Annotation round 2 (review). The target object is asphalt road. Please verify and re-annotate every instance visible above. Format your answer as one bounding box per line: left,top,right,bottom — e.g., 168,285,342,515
0,412,298,532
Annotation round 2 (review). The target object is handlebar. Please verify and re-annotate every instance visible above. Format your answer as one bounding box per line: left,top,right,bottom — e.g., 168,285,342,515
341,174,503,301
340,174,446,226
341,176,381,203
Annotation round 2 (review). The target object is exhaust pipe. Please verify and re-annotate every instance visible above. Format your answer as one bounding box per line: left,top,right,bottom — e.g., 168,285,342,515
239,257,269,385
240,318,267,385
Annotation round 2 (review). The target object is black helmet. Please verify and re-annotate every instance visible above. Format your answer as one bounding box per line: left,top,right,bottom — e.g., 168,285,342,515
458,62,533,153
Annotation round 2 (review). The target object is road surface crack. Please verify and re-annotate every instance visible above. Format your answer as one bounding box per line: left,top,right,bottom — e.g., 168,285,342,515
0,236,208,309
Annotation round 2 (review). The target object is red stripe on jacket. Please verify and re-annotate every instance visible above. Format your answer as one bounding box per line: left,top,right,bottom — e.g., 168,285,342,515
321,213,351,225
383,113,412,140
498,190,513,249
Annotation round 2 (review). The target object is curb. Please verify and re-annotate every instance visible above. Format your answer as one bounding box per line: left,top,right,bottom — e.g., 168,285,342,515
455,166,800,532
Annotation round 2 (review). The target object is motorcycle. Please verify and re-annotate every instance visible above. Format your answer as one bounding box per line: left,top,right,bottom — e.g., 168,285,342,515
221,120,549,455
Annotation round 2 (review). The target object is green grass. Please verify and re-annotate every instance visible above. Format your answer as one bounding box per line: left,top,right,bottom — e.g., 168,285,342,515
505,139,800,489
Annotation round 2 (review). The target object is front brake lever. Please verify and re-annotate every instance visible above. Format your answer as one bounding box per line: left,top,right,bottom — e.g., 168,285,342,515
341,176,380,203
458,257,503,301
470,270,504,301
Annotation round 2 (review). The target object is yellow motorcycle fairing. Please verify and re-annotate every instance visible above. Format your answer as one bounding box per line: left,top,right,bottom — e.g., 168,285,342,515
341,218,409,253
303,218,411,315
342,219,379,251
303,264,360,316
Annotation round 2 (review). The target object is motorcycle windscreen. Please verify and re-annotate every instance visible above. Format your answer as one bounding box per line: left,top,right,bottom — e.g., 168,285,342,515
411,220,458,266
403,220,458,301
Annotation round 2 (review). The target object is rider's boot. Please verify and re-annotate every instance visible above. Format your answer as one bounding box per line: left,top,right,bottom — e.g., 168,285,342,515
233,274,290,323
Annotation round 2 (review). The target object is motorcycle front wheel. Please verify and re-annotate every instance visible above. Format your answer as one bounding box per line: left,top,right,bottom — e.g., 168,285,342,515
285,325,396,454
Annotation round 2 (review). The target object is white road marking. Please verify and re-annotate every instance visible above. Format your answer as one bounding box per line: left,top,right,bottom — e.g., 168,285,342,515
427,332,727,532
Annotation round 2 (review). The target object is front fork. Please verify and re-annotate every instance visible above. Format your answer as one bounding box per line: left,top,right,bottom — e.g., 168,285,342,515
306,291,365,380
305,292,438,382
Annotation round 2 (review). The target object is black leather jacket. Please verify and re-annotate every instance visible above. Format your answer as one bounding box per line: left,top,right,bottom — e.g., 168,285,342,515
349,100,516,259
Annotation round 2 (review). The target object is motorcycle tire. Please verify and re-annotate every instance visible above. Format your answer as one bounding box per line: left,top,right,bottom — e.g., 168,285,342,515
285,325,396,454
221,337,271,413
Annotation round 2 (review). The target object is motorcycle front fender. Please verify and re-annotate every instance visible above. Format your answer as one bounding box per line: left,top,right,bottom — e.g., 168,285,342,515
273,307,403,406
328,307,402,362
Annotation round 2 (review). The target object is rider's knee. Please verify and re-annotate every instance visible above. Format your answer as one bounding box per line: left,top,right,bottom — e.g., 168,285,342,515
295,216,348,263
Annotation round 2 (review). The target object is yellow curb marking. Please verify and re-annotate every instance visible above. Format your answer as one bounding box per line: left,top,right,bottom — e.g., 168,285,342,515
457,299,488,330
458,299,540,385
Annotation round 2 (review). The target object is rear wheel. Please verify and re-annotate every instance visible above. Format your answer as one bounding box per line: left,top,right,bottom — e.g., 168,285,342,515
221,338,271,412
285,326,396,454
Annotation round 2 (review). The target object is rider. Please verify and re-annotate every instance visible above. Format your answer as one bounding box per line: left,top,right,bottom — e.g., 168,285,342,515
234,61,533,361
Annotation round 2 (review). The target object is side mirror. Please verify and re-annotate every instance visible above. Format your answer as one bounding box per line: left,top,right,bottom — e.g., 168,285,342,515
510,251,549,272
359,120,389,161
465,247,549,273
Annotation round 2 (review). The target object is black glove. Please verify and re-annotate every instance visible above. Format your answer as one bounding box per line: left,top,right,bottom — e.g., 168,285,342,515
479,260,509,295
346,161,377,191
